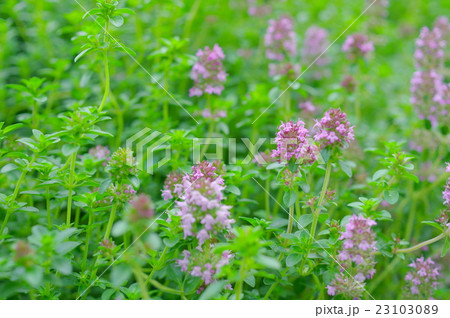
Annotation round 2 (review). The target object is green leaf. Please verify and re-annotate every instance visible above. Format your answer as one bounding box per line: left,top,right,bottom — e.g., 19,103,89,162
110,264,132,288
1,163,18,173
283,189,297,207
372,169,389,181
226,185,241,196
53,256,72,275
256,255,281,270
62,144,80,157
338,160,352,178
199,280,227,300
298,214,314,229
244,275,256,287
55,241,81,255
112,220,128,237
74,48,93,62
421,221,444,231
286,253,302,267
383,190,399,204
163,236,180,248
109,15,124,27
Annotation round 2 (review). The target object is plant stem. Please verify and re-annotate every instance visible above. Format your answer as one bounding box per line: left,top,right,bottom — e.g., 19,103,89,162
103,203,118,240
32,100,39,128
287,206,294,234
148,279,184,295
299,159,332,274
264,177,271,219
66,151,77,228
82,208,94,271
133,264,150,300
0,154,36,235
235,259,246,300
46,186,51,229
396,231,449,254
98,48,110,113
199,119,214,160
309,160,332,240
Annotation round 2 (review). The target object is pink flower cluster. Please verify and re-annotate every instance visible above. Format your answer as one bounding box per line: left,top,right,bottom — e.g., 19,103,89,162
443,172,450,207
327,215,377,299
168,161,234,288
411,18,449,127
272,120,318,164
201,108,227,119
313,108,355,149
434,16,450,41
298,100,317,114
404,256,440,299
161,171,183,201
265,16,299,77
301,26,330,79
189,44,227,97
177,250,233,289
414,26,446,69
247,0,271,17
89,145,111,161
410,70,448,127
130,194,155,220
265,16,296,60
342,34,374,60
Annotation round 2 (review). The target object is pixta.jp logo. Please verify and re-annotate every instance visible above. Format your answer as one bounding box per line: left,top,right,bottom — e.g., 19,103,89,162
126,128,171,174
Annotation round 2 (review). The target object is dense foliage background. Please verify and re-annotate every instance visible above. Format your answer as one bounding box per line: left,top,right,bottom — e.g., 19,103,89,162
0,0,449,300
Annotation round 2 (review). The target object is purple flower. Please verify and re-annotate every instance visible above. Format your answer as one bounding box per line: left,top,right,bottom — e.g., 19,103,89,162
89,145,111,161
129,194,155,220
342,34,374,60
314,108,355,149
173,161,234,289
327,215,377,299
443,179,450,207
410,70,449,127
247,0,271,17
189,44,227,97
301,26,330,79
414,26,446,69
404,256,440,299
272,120,318,164
265,16,297,61
298,101,317,114
161,171,184,200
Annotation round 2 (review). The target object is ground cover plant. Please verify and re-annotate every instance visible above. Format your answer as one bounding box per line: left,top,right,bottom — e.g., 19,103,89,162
0,0,449,300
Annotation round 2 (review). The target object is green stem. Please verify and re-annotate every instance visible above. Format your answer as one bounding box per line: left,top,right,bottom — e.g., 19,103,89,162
66,151,78,228
287,206,294,234
103,203,118,240
264,177,271,219
309,160,332,240
199,120,214,159
82,208,94,271
98,48,110,113
32,101,39,128
235,259,246,300
46,187,52,229
396,231,449,254
299,159,332,274
148,279,184,295
133,265,150,300
183,0,202,39
0,154,36,235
